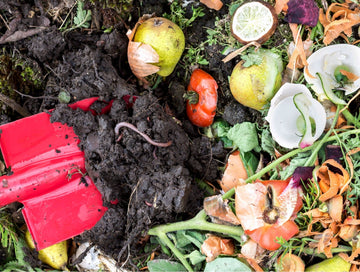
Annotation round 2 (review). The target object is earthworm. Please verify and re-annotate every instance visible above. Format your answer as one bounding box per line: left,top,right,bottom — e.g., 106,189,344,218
114,122,172,147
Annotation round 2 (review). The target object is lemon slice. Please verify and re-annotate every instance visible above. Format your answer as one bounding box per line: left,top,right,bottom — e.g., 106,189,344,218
231,0,277,44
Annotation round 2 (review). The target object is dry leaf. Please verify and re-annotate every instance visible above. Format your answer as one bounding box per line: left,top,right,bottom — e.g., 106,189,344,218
200,0,223,10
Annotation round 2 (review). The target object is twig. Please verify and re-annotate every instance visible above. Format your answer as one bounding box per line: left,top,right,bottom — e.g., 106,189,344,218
114,122,172,147
12,89,58,100
58,0,77,30
0,93,30,117
221,41,261,63
0,14,10,30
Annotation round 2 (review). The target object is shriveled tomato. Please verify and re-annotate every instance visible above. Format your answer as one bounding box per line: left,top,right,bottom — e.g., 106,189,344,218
185,69,218,127
235,179,302,251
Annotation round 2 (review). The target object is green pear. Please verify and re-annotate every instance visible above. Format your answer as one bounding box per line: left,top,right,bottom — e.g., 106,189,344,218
229,49,283,110
133,17,185,77
305,255,351,272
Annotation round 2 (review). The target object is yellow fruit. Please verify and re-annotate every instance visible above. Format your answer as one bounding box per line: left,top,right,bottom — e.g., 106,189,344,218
134,17,185,77
229,49,283,110
305,255,351,272
25,230,68,270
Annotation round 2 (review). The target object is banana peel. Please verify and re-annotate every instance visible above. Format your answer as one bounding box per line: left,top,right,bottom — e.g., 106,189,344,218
25,230,68,270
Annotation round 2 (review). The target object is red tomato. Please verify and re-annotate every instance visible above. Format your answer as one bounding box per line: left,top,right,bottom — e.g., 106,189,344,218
185,69,218,127
241,179,302,250
246,220,299,250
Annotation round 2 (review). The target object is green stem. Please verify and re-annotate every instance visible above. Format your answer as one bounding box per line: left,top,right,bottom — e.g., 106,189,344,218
149,210,243,272
222,127,360,200
342,108,360,128
158,232,194,272
183,91,199,105
148,210,243,237
294,245,352,257
304,105,341,167
147,128,360,272
222,143,319,200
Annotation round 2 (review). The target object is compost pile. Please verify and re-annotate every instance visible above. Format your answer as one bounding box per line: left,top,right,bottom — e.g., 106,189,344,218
0,0,260,267
3,0,360,271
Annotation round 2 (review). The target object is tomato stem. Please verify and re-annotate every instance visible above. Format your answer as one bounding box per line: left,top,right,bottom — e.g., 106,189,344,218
183,90,199,105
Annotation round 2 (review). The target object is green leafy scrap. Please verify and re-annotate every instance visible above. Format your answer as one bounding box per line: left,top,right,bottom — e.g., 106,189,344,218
148,259,187,272
261,128,275,156
226,122,260,152
241,52,263,67
204,257,251,272
61,0,92,32
279,150,312,180
73,0,92,29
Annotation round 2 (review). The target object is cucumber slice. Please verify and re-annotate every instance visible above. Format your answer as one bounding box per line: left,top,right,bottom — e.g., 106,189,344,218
293,93,314,148
316,72,346,105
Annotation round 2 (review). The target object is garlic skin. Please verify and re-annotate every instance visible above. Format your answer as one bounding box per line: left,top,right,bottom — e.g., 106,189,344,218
304,44,360,101
266,83,326,149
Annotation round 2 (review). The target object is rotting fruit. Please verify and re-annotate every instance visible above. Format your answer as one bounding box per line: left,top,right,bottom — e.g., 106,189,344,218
185,69,218,127
229,49,283,110
25,230,68,270
133,17,185,77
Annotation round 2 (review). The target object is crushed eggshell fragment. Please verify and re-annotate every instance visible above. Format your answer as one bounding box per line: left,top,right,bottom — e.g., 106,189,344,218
266,83,326,149
304,44,360,102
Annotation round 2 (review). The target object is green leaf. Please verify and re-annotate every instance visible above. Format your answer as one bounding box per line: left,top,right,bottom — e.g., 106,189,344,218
176,230,205,249
186,250,206,265
261,129,275,156
204,257,252,272
241,53,263,68
242,151,259,176
226,122,259,152
147,259,187,272
279,150,312,179
73,0,92,28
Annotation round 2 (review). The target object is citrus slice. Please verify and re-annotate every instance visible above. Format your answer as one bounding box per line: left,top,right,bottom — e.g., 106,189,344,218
231,0,278,44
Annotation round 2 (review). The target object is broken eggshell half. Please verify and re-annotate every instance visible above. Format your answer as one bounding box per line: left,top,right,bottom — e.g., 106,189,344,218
304,44,360,103
266,83,326,149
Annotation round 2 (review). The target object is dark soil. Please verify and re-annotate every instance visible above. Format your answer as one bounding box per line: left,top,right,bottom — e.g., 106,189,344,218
0,0,261,269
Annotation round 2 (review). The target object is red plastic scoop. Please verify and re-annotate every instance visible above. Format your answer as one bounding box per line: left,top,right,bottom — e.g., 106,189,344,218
0,98,107,250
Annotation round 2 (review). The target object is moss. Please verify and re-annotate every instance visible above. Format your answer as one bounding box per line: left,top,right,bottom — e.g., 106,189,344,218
0,52,44,114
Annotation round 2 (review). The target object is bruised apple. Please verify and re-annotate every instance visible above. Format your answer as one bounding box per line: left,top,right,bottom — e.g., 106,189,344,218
133,17,185,77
